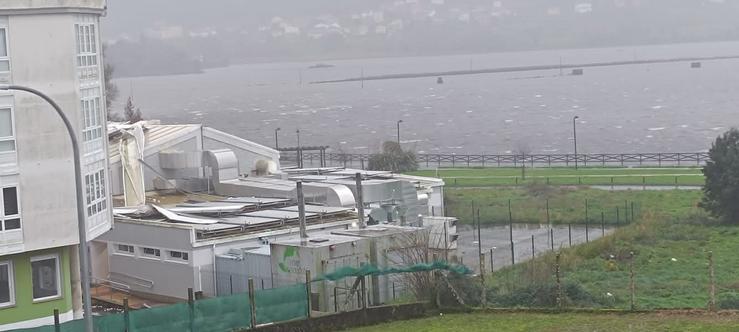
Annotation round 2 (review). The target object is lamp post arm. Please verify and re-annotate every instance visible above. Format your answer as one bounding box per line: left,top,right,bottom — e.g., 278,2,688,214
0,84,93,332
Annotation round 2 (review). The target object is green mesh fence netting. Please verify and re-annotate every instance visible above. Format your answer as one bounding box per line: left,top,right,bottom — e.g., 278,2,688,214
193,293,252,332
8,262,465,332
129,302,191,332
93,313,126,332
255,283,308,324
315,261,472,282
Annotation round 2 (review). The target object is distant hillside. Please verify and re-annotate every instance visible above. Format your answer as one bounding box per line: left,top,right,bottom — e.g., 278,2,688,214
103,0,739,77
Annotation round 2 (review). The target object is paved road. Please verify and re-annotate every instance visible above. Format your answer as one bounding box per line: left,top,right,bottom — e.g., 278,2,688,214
456,224,615,273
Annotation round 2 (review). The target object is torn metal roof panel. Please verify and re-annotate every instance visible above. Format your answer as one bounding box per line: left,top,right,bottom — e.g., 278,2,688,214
152,205,220,225
216,197,292,205
169,202,254,214
240,209,317,220
275,205,352,214
219,216,281,226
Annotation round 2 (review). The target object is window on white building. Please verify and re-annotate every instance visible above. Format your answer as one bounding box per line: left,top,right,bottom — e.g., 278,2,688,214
80,88,103,142
1,187,20,231
75,22,99,80
31,255,61,301
84,169,107,217
142,247,161,258
0,261,14,307
0,28,9,72
0,108,15,153
116,244,134,254
75,23,97,68
168,251,189,261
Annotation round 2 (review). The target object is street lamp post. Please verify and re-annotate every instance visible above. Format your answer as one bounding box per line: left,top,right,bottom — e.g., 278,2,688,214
396,120,403,145
274,127,281,150
0,85,93,332
296,129,301,168
573,116,580,170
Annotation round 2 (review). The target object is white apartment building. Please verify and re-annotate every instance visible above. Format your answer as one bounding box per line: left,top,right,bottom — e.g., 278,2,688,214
0,1,112,329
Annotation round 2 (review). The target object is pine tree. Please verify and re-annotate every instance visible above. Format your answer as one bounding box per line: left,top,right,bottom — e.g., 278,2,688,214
123,96,143,123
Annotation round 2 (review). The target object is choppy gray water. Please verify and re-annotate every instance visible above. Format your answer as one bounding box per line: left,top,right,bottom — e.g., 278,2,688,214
113,41,739,154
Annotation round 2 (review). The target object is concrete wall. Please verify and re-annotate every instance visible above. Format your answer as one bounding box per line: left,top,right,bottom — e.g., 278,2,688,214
96,221,195,299
95,220,354,300
428,186,444,216
9,13,82,252
249,303,427,332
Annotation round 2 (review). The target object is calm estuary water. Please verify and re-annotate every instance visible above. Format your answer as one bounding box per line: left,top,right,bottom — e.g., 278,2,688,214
113,41,739,154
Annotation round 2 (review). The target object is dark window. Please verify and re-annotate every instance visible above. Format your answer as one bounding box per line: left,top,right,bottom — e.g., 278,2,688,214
0,263,11,305
143,248,160,257
4,219,19,230
3,187,17,216
32,257,59,300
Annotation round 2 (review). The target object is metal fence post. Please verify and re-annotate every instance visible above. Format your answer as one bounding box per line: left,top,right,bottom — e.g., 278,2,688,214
490,248,495,272
531,235,535,259
305,270,312,318
123,298,131,332
568,223,572,247
624,200,629,224
584,199,589,243
248,279,257,329
630,252,636,311
550,229,554,251
509,199,515,265
709,251,716,312
54,309,61,332
601,212,605,236
631,202,635,222
616,207,620,226
556,253,563,310
188,288,195,332
480,252,486,308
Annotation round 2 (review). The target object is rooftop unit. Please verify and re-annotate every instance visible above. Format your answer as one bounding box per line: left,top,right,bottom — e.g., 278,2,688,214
271,233,372,312
332,225,428,305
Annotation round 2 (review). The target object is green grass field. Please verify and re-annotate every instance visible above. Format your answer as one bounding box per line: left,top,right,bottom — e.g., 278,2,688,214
469,186,739,310
345,312,739,332
445,186,701,225
408,167,705,187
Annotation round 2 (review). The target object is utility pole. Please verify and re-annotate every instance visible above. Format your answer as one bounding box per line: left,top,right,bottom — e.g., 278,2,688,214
274,127,281,150
296,129,302,168
573,116,580,170
397,120,403,145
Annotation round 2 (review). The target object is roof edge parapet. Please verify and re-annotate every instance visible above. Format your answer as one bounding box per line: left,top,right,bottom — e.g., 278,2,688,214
0,0,106,15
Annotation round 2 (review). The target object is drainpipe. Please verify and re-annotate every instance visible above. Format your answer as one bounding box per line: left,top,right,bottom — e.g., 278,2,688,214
297,181,308,241
355,173,366,229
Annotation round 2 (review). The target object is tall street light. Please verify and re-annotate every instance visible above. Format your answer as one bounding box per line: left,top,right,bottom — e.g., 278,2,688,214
573,116,580,170
397,120,403,145
0,85,93,332
274,127,281,150
296,129,301,168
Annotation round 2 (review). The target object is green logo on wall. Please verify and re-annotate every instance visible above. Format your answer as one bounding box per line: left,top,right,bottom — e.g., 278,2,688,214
278,247,298,273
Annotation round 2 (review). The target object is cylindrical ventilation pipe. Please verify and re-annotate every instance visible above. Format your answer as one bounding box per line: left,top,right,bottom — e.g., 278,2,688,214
355,173,366,229
297,181,308,240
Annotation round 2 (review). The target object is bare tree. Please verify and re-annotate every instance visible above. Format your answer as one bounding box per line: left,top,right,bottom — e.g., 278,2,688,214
386,231,434,301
